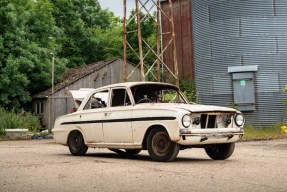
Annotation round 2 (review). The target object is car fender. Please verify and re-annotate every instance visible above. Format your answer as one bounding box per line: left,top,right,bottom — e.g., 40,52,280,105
66,127,87,145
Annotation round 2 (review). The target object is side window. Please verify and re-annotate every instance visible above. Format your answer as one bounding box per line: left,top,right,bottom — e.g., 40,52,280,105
84,90,109,110
111,89,131,107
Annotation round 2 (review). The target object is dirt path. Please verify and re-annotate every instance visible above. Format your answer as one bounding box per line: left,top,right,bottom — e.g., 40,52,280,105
0,139,287,192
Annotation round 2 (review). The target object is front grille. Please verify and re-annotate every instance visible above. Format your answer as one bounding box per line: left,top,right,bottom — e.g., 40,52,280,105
200,114,217,129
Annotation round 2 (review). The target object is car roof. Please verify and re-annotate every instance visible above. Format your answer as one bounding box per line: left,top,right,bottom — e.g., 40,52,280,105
96,81,178,90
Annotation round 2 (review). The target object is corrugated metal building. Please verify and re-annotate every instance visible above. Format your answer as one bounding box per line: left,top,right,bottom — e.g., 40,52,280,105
162,0,287,127
32,58,141,129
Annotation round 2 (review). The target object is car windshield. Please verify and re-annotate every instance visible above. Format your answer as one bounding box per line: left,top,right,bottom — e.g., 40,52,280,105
130,84,188,104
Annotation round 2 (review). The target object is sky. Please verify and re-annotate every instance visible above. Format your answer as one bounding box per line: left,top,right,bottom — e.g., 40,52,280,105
98,0,156,18
98,0,135,18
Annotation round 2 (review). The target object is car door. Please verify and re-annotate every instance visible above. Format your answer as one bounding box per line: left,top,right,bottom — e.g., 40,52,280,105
79,89,109,143
102,88,134,145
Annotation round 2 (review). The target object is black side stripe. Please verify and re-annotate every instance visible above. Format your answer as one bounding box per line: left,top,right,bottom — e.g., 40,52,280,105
61,116,176,125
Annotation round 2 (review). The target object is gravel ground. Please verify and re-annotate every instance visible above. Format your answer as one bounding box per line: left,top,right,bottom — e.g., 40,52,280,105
0,139,287,192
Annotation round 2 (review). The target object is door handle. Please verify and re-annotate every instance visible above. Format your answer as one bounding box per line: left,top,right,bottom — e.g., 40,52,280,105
104,113,111,116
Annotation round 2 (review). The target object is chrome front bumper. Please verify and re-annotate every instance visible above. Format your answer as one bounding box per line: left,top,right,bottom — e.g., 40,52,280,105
177,128,244,145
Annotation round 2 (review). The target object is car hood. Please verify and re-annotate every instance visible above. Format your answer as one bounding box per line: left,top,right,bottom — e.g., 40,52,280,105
146,103,238,113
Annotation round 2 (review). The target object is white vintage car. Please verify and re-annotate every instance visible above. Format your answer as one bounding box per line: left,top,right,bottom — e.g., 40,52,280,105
53,82,244,162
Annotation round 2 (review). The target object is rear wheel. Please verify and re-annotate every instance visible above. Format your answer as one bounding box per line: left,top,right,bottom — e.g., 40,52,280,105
68,131,88,156
147,127,180,162
205,143,235,160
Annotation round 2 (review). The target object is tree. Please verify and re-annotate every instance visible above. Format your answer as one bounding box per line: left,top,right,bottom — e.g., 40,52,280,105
126,10,157,80
50,0,122,68
0,0,123,110
0,0,66,110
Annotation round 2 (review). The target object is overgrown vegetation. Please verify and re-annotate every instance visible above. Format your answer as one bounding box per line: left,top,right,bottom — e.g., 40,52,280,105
0,108,41,136
0,0,123,111
0,0,158,111
229,103,239,110
242,124,287,141
179,79,197,102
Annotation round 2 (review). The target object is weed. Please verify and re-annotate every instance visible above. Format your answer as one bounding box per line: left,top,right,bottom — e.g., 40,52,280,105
180,79,197,102
0,108,41,136
242,123,287,141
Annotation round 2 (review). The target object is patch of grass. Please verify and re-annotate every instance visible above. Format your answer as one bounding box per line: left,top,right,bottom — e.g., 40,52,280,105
0,108,41,136
242,123,287,141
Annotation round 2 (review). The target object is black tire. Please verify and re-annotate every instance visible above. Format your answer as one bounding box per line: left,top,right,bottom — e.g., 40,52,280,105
125,149,141,155
68,131,88,156
147,127,180,162
205,143,235,160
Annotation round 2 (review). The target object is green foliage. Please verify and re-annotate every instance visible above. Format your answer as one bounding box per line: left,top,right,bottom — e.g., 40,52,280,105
126,10,157,81
179,79,197,102
0,0,67,110
0,108,41,136
229,103,239,110
51,0,122,68
0,0,121,110
162,90,177,102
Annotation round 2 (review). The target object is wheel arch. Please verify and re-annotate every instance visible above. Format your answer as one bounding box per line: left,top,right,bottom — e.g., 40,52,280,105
142,125,168,149
66,128,86,145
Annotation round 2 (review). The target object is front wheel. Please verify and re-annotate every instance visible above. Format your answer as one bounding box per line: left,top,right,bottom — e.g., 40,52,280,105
205,143,235,160
147,128,180,162
68,131,88,156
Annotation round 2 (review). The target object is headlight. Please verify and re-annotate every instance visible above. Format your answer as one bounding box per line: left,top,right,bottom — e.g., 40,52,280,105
234,113,245,127
182,114,191,128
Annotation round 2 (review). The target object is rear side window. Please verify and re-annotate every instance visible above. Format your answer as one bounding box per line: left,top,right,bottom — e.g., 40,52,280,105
111,89,131,107
84,90,109,110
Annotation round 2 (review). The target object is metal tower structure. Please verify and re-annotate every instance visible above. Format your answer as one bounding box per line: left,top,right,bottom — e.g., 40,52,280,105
123,0,179,87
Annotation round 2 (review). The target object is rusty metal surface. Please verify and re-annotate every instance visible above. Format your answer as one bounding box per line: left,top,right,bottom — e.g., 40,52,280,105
123,0,180,85
161,0,195,81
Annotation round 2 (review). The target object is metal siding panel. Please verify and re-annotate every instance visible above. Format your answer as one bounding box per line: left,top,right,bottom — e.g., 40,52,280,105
279,70,287,91
211,36,277,57
278,36,287,52
276,0,287,15
192,0,211,62
209,19,240,39
194,39,211,60
195,56,241,77
197,74,233,95
241,92,287,127
241,17,287,36
255,92,287,125
209,0,274,22
199,94,234,108
257,72,280,92
196,75,213,95
243,53,287,72
213,74,233,94
192,0,287,127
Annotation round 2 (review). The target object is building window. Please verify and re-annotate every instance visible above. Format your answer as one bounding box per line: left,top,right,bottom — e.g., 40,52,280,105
35,102,44,114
